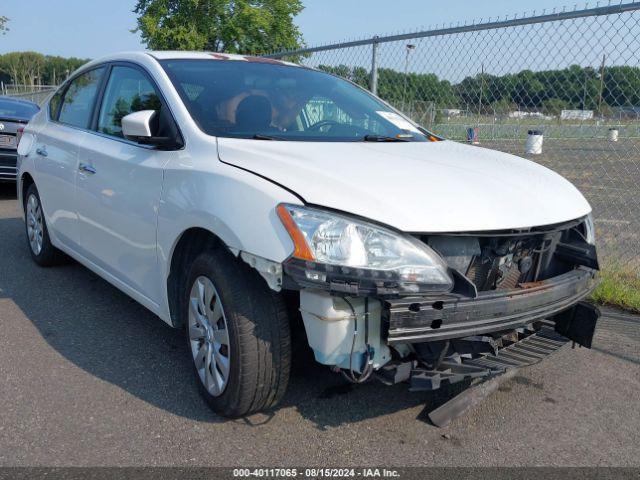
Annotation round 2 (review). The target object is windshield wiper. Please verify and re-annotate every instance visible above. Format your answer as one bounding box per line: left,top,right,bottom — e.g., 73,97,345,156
252,134,285,141
362,134,410,142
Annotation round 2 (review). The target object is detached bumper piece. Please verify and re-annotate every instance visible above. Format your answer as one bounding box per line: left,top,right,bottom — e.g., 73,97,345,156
408,325,568,392
376,323,572,392
378,301,600,427
385,268,595,343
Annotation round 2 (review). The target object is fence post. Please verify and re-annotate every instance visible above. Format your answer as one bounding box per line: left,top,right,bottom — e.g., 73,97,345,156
370,36,379,95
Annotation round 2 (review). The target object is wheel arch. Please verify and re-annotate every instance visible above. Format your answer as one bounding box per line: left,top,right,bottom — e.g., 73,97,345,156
166,227,235,329
20,172,35,212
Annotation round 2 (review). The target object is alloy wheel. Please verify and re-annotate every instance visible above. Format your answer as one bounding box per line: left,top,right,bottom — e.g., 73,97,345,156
188,276,231,397
26,194,44,255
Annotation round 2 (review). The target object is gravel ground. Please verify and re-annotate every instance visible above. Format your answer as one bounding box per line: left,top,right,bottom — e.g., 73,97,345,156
0,182,638,467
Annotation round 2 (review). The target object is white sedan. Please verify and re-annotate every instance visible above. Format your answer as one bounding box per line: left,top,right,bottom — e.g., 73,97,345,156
17,51,600,417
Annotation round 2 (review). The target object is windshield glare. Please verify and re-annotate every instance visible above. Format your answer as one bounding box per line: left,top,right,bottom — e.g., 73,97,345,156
160,59,428,142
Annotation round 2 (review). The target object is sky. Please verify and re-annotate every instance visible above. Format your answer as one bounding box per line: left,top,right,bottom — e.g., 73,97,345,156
0,0,595,59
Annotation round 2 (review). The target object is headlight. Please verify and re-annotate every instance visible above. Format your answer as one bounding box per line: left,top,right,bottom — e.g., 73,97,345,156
584,213,595,245
277,204,453,294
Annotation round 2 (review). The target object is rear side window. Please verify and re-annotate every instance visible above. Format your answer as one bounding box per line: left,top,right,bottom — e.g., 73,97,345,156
58,67,106,128
97,66,161,138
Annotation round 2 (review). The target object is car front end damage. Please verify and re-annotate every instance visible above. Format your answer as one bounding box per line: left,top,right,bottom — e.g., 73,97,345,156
273,205,600,405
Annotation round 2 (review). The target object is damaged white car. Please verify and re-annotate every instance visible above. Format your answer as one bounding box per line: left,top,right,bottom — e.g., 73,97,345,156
17,52,600,419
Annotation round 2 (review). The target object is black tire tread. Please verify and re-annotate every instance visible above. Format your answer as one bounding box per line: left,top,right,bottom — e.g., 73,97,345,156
24,184,67,267
186,248,291,417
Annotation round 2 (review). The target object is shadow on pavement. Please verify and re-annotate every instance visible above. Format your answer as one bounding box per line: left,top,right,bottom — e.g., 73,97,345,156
0,181,461,429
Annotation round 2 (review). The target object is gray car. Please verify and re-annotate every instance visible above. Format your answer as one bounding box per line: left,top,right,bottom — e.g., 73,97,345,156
0,96,40,182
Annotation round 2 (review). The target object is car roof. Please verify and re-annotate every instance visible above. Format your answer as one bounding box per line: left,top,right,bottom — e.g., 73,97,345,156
81,51,300,71
148,51,299,67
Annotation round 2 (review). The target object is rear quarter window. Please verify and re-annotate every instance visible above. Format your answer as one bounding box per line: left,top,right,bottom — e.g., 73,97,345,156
49,90,63,120
48,89,62,120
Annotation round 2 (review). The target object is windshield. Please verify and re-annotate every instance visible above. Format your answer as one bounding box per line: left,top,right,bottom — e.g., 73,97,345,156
160,58,429,142
0,98,39,120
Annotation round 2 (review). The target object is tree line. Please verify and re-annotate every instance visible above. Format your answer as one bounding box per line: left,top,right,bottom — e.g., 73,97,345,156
2,49,638,118
0,52,89,87
1,2,638,116
318,64,640,114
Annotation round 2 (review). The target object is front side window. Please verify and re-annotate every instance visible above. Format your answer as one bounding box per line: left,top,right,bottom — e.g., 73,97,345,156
97,66,161,138
160,59,429,142
58,67,106,128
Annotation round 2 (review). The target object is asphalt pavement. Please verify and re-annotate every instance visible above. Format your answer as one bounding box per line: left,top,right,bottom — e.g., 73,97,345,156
0,182,638,467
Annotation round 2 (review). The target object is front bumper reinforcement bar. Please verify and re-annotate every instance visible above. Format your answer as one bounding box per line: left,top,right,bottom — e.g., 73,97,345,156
385,268,595,343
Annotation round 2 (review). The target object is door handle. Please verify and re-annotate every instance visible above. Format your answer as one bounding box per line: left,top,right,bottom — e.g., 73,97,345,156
35,146,48,157
79,163,96,175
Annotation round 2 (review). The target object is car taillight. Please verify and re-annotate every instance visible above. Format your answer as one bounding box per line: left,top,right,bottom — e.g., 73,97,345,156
16,127,24,147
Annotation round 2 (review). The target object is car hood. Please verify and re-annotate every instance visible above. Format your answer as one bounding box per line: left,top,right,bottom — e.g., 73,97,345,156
216,138,591,232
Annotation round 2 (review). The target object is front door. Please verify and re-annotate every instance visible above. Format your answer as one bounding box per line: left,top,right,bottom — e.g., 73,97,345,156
74,65,176,305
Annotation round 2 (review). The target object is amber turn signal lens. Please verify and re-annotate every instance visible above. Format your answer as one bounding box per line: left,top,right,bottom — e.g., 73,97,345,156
276,204,315,261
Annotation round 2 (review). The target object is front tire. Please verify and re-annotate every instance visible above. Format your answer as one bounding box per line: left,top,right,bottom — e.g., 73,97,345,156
185,248,291,417
24,184,66,266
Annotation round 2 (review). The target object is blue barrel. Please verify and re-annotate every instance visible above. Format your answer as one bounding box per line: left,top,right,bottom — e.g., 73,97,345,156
466,127,479,144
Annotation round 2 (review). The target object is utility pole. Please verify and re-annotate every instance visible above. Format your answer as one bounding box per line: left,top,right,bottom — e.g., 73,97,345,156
478,63,485,123
598,53,606,114
402,44,416,112
582,67,588,111
370,37,379,96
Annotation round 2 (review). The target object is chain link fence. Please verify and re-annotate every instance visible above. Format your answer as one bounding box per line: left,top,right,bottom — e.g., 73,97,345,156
266,2,640,274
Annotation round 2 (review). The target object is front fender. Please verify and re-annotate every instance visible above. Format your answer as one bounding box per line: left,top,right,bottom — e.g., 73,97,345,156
156,160,301,319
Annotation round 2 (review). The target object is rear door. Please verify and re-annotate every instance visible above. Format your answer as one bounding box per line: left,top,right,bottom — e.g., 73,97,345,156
74,63,178,305
33,67,106,247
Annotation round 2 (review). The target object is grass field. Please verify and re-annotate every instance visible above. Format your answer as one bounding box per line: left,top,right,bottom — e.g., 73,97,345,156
592,267,640,313
432,119,640,141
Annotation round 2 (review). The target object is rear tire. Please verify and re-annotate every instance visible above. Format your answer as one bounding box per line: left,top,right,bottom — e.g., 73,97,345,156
24,184,66,266
184,248,291,417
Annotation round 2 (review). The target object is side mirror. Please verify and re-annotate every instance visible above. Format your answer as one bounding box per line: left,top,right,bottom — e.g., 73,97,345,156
121,110,178,148
122,110,155,140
